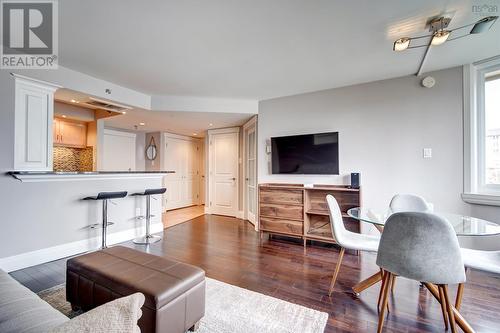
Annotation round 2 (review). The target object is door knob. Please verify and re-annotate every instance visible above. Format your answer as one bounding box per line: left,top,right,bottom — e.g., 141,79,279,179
231,177,236,180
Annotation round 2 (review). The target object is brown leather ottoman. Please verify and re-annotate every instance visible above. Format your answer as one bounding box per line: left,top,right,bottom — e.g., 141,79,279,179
66,246,205,333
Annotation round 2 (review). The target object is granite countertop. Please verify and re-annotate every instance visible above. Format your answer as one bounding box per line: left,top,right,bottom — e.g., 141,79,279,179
8,171,175,175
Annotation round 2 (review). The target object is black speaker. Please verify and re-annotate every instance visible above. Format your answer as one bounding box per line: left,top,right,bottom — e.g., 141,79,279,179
350,173,360,189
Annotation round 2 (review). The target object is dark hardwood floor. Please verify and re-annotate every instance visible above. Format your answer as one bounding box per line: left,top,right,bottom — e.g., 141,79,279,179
10,215,500,333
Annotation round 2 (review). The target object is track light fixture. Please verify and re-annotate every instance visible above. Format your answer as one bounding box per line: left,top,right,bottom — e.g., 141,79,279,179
393,16,498,52
393,16,498,76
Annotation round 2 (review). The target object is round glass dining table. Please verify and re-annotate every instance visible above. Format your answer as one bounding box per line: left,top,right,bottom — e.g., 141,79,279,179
347,207,500,236
345,207,500,333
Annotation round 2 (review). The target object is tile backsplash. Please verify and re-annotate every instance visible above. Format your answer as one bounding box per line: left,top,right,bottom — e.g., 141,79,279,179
53,146,94,172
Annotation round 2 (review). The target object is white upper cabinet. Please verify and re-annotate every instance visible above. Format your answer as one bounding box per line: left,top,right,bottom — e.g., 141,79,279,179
13,75,60,171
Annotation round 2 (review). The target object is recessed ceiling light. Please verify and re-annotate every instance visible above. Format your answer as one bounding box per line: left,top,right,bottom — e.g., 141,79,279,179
139,122,145,126
70,99,79,103
193,133,198,136
209,123,213,127
393,37,410,51
62,115,67,118
122,111,127,115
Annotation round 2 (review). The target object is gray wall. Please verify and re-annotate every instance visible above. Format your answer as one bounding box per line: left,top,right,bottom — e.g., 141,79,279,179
145,132,162,171
0,70,162,262
258,66,500,248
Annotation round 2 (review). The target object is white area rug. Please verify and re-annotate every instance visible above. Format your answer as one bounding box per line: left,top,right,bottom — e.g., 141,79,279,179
38,278,328,333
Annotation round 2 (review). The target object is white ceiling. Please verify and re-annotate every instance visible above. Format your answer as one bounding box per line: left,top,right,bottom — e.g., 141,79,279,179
59,0,500,100
104,109,252,137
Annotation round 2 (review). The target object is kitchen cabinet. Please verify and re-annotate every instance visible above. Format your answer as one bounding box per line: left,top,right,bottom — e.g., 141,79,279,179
53,118,87,148
14,74,60,171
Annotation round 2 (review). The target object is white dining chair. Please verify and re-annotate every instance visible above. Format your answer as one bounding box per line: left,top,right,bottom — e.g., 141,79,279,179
454,248,500,310
389,194,432,213
326,195,380,295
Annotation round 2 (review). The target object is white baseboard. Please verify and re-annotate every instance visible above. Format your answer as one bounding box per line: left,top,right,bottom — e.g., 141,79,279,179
0,223,164,273
204,207,244,219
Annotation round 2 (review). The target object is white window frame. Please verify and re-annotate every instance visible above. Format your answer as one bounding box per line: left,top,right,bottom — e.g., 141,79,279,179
463,56,500,206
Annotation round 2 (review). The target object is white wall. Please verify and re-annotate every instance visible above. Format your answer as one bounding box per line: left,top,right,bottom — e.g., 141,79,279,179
258,66,500,249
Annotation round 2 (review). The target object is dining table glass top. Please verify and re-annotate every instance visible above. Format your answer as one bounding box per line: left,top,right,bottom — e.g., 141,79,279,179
347,207,500,236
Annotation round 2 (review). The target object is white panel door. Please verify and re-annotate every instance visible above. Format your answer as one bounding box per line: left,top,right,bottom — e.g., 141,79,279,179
209,131,239,217
199,143,206,205
102,129,136,171
183,141,199,206
164,137,185,210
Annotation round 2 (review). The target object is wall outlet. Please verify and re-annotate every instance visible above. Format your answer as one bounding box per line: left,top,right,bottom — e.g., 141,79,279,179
423,148,432,159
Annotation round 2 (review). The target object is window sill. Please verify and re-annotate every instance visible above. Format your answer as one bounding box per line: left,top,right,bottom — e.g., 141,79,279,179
462,192,500,206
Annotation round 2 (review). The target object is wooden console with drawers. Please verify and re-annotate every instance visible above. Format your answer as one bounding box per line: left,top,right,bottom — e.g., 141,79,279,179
258,183,361,247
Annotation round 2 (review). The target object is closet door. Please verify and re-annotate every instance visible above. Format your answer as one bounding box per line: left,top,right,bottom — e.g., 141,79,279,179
164,137,184,210
183,141,199,206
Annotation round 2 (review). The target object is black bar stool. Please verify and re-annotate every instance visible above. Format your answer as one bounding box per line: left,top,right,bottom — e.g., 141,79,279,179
131,188,166,245
83,191,128,249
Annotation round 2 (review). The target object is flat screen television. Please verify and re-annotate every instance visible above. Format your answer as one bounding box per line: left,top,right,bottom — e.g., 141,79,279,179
271,132,339,175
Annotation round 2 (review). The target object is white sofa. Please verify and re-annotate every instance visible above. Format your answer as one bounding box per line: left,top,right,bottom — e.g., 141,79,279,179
0,269,69,332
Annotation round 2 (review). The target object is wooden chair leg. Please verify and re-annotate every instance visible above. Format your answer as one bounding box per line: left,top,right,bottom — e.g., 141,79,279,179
391,274,396,293
455,283,464,311
377,272,393,333
438,285,449,330
377,269,386,311
328,247,345,296
442,284,457,333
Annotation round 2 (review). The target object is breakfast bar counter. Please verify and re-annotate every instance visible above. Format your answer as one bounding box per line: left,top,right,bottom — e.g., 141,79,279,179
7,171,175,182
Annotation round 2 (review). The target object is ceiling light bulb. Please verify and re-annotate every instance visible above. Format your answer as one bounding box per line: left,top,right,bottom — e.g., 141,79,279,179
70,99,77,103
62,115,67,118
193,133,197,136
122,111,127,114
139,122,145,126
431,30,450,46
209,123,213,126
393,37,410,51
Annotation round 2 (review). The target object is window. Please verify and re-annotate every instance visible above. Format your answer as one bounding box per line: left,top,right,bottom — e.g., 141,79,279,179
463,57,500,205
484,74,500,184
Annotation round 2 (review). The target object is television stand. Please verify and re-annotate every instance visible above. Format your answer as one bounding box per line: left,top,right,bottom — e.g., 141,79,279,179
258,183,361,248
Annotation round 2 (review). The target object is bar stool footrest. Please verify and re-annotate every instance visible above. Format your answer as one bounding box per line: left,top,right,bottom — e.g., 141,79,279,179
133,235,162,245
89,222,115,229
